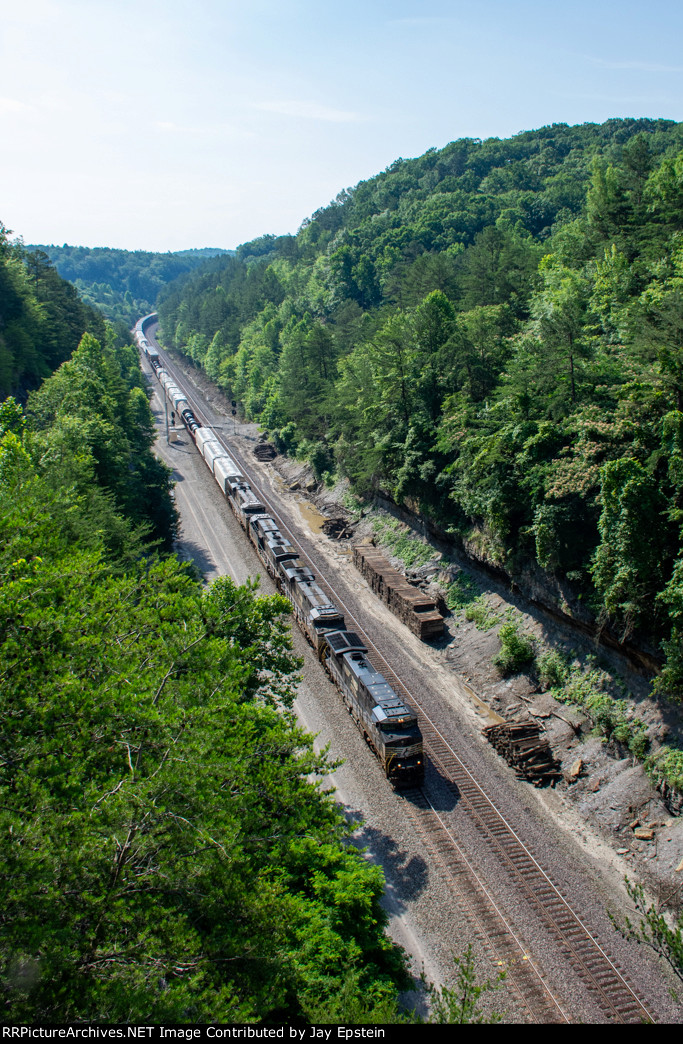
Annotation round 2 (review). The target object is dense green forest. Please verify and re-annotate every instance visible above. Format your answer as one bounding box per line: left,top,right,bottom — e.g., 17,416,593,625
0,236,411,1020
157,118,683,695
27,244,232,326
0,225,108,400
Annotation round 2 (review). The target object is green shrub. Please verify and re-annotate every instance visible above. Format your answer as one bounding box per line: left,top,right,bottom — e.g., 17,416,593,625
627,729,651,760
644,745,683,793
547,665,651,760
273,422,299,455
537,649,570,689
492,622,536,675
309,440,335,481
445,572,480,611
464,596,501,631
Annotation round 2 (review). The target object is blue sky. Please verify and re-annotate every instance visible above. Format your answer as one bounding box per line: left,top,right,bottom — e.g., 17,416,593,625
2,0,682,251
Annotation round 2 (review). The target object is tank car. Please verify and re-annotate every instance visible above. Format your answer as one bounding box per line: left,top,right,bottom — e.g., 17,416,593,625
181,408,200,434
321,630,424,785
171,389,189,413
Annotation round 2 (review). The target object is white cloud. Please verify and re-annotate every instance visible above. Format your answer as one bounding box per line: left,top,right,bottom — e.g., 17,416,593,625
0,97,34,114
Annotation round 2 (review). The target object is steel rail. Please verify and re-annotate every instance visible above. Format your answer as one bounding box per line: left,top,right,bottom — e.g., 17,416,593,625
143,331,657,1024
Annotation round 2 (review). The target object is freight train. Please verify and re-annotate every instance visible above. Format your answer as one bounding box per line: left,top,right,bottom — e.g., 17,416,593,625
138,329,424,787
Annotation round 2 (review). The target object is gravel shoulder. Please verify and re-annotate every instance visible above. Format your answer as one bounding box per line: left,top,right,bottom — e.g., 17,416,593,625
267,453,683,898
147,345,683,1022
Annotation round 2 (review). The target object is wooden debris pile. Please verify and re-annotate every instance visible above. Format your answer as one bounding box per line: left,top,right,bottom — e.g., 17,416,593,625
353,543,445,640
483,721,562,786
253,443,277,461
321,517,354,540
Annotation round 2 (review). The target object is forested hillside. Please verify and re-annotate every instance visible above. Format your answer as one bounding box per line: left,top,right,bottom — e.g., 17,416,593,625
28,244,232,326
0,227,411,1020
0,225,107,399
157,118,683,695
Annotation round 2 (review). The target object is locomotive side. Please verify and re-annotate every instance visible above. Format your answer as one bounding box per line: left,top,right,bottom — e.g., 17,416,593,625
143,341,424,786
321,630,424,785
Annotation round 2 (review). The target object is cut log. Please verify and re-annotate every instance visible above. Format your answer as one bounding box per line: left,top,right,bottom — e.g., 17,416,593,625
484,721,562,786
253,443,277,461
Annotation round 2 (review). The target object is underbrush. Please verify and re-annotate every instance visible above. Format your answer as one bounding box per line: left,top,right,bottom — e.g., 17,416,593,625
539,658,683,796
371,517,436,570
444,571,480,612
492,622,536,676
464,595,502,632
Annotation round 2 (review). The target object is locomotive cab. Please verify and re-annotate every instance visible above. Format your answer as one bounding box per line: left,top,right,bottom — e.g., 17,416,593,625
309,603,346,634
370,704,423,784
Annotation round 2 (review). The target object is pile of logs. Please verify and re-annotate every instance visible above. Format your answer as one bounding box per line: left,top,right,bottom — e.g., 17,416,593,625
483,721,562,786
353,543,445,640
321,517,354,540
253,443,277,461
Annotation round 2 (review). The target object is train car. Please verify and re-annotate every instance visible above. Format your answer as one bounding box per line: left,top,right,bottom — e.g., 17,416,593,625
278,562,346,653
194,427,217,454
140,323,425,788
172,390,189,414
249,513,280,550
233,484,266,526
202,439,230,473
321,630,424,785
263,530,299,573
181,408,200,435
214,454,244,494
162,377,179,400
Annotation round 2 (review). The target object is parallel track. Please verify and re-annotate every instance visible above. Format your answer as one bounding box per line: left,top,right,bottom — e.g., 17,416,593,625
144,328,657,1024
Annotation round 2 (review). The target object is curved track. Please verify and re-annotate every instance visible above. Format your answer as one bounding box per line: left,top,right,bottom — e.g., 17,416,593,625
142,322,659,1024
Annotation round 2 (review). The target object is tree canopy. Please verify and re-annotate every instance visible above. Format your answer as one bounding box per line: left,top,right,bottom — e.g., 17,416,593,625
0,341,409,1020
156,118,683,696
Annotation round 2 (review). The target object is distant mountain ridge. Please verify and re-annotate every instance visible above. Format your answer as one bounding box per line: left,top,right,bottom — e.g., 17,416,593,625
27,243,234,325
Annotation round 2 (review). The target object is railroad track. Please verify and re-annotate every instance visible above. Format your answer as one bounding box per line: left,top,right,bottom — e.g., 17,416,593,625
400,785,566,1023
142,327,657,1024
